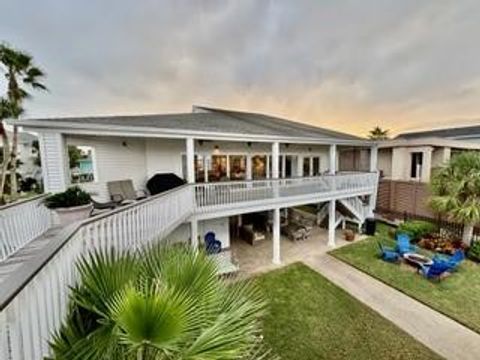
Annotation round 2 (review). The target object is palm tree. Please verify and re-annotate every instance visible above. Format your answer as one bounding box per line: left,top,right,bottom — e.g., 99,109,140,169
430,151,480,245
0,97,22,203
368,126,389,140
0,43,47,200
49,245,277,360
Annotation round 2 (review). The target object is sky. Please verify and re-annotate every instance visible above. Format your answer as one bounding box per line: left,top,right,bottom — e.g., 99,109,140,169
1,0,480,137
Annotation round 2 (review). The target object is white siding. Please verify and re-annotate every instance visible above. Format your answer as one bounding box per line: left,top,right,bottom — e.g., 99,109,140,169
39,132,68,193
145,138,185,178
66,135,147,200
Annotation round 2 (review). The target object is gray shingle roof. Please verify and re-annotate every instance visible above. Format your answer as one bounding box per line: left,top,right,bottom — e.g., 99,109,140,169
21,106,364,142
396,123,480,140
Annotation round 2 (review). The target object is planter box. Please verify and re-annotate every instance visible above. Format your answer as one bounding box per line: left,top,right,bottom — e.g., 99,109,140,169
54,203,93,226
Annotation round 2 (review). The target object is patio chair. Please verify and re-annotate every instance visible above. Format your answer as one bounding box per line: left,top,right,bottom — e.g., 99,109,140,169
205,231,222,254
377,242,400,262
418,259,451,281
107,179,148,204
395,233,417,256
433,249,465,272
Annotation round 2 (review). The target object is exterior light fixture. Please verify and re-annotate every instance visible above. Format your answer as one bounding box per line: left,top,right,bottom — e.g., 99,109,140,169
213,145,220,155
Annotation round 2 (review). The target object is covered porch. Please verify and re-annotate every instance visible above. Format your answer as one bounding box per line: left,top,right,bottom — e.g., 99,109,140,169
230,227,351,274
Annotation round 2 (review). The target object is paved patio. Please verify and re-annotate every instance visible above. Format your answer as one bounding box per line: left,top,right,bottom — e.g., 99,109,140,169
230,226,354,274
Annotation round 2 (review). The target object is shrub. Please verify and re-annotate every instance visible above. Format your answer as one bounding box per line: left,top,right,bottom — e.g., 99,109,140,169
468,241,480,262
44,186,91,209
397,220,437,241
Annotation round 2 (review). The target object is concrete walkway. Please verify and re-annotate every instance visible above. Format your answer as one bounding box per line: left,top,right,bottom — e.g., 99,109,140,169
304,254,480,360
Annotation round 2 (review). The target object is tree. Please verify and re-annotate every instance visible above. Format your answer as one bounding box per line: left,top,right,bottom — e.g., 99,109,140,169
430,152,480,245
0,43,47,200
49,245,277,360
368,126,390,140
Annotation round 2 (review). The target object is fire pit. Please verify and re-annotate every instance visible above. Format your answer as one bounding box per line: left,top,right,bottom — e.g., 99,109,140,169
403,253,433,268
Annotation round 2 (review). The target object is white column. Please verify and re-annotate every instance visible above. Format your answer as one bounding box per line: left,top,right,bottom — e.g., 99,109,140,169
370,145,378,172
272,142,279,179
226,155,231,179
442,147,451,164
297,155,304,177
203,157,209,182
281,155,286,178
186,137,195,183
246,154,252,180
329,144,336,175
38,132,69,193
309,156,313,176
190,219,198,249
266,155,270,179
272,207,281,264
422,148,433,183
328,200,336,247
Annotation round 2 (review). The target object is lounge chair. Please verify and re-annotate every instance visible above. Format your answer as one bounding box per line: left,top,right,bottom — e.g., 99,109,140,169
418,259,451,280
433,249,465,272
377,242,400,262
205,231,222,254
395,233,417,255
281,223,305,242
107,180,148,203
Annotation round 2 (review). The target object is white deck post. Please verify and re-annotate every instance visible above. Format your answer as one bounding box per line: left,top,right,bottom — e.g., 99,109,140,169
328,199,336,247
186,137,195,183
246,154,252,180
329,144,336,175
281,155,286,178
272,142,279,179
368,145,379,217
266,155,270,179
272,207,281,264
297,155,303,177
370,145,378,172
309,156,314,176
190,219,198,249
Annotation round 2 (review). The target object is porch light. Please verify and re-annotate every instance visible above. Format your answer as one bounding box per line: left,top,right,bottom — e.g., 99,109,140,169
213,145,220,155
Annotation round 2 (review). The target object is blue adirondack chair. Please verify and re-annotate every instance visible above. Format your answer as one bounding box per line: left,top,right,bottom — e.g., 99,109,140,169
419,259,451,280
377,242,400,262
395,233,417,256
433,249,465,272
204,231,222,254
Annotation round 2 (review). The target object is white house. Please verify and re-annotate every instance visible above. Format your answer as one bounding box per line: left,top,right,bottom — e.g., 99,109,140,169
16,105,378,256
1,106,379,359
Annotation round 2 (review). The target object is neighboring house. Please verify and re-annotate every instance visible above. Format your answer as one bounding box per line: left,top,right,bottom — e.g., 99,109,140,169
0,131,42,183
16,105,379,253
376,125,480,218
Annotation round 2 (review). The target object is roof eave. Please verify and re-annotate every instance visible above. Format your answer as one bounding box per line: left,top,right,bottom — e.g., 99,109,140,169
14,119,372,146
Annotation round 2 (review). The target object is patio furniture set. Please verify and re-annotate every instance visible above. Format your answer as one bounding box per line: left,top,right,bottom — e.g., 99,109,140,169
378,233,465,280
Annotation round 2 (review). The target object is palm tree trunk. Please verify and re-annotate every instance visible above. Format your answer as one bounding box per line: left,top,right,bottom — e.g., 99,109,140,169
0,121,10,203
462,223,474,246
9,124,19,200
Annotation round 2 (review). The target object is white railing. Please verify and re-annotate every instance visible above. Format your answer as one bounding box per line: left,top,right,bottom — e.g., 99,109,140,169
0,185,194,360
195,172,378,212
340,196,369,222
0,195,52,261
0,172,379,360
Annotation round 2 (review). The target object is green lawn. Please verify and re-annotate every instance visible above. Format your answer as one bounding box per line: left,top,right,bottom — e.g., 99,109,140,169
330,225,480,334
255,263,441,360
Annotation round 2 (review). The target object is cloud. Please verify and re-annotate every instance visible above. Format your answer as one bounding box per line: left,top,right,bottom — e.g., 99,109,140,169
1,0,480,136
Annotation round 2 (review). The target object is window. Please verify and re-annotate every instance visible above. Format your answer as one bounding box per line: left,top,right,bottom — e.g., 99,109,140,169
410,152,423,179
303,157,310,176
252,155,267,179
313,157,320,175
68,145,95,184
210,155,228,181
230,155,246,180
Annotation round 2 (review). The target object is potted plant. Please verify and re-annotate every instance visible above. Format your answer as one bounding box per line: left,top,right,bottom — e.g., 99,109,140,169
344,229,355,241
45,186,92,226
